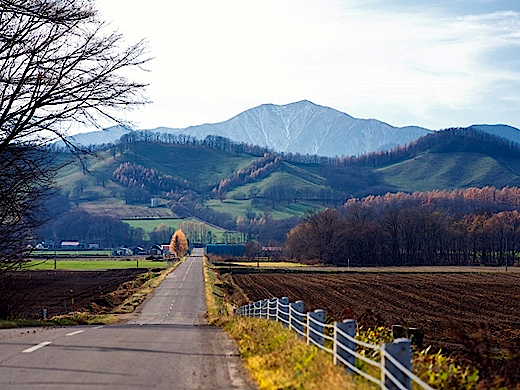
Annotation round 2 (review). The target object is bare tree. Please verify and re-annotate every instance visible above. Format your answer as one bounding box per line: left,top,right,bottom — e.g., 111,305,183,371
0,0,150,270
0,0,150,151
0,145,55,268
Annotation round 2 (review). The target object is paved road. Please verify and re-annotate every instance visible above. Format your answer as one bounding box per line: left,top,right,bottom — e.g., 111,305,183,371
0,249,254,389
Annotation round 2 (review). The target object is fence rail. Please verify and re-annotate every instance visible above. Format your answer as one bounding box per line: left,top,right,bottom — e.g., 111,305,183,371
235,297,434,390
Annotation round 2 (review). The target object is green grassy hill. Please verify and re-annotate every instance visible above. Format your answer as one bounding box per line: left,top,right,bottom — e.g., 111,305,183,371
53,128,520,229
377,152,520,192
122,142,257,190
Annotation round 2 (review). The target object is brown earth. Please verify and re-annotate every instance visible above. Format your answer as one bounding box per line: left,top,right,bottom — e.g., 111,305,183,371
232,271,520,386
0,269,148,319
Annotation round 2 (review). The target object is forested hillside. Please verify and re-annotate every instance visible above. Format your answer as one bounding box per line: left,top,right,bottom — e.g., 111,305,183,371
44,127,520,247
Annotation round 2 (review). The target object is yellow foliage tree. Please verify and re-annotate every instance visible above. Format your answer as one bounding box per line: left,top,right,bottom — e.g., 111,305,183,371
169,229,189,258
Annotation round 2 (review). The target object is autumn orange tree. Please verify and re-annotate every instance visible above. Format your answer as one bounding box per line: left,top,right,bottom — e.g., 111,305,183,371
169,229,189,258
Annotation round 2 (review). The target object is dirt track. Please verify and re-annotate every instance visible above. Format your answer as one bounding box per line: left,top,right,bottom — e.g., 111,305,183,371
1,269,146,318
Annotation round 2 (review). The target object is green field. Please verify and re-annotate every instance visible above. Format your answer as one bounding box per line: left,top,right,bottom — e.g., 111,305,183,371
54,151,123,195
205,198,320,220
226,170,328,199
32,250,113,257
25,259,167,270
123,218,198,232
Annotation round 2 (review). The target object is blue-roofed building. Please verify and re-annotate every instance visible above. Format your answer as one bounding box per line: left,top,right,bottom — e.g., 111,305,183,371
206,244,245,257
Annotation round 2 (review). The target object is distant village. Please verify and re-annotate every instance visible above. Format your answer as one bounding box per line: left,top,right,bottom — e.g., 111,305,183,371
32,241,283,259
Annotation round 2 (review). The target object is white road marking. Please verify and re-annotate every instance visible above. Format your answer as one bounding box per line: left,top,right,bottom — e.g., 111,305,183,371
91,325,104,330
66,330,85,337
22,341,52,353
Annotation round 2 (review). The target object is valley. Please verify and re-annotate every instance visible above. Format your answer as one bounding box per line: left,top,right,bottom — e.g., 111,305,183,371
44,126,520,250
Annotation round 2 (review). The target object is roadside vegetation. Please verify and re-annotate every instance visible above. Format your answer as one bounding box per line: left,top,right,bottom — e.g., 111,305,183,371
203,258,363,390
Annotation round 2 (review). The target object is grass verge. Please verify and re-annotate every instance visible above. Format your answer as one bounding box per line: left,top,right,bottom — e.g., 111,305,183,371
203,258,366,390
223,316,365,390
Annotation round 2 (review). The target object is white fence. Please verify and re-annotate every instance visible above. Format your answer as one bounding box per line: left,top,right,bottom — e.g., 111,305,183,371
235,297,435,390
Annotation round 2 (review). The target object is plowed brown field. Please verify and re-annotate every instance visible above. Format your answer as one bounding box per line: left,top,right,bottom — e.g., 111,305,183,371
232,272,520,353
1,269,147,318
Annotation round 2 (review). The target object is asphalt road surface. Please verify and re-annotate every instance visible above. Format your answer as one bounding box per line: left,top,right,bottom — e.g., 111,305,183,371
0,248,254,389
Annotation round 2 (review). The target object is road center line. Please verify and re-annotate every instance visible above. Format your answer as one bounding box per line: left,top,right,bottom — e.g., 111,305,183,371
66,330,85,337
22,341,52,353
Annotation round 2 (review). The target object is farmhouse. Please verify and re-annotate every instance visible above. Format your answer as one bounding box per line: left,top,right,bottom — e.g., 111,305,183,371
132,247,147,255
148,245,162,255
112,247,133,256
60,241,85,249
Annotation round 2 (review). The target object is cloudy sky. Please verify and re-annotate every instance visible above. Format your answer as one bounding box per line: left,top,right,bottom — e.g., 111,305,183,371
96,0,520,131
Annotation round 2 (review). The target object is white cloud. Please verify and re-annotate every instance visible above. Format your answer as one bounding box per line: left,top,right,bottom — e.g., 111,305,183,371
92,0,520,132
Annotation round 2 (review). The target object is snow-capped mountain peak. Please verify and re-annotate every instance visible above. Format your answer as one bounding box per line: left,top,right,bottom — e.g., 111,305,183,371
65,101,520,157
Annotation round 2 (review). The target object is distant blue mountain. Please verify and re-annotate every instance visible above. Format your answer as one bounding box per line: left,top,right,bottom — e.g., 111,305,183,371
64,101,520,157
469,124,520,145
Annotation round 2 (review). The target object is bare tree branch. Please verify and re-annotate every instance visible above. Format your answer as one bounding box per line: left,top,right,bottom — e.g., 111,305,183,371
0,0,151,153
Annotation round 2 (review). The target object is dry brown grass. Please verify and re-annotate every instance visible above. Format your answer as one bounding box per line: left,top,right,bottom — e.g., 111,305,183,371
223,317,369,390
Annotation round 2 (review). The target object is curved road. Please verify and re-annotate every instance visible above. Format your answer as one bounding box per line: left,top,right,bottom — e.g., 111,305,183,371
0,248,254,389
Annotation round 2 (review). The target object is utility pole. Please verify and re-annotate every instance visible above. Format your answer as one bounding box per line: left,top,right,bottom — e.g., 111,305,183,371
257,236,261,269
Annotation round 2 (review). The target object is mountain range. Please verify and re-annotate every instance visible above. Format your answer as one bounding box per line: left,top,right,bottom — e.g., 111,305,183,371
66,100,520,157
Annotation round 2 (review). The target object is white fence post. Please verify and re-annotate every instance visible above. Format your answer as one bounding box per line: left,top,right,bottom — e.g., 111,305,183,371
290,300,304,337
334,319,356,373
382,338,411,390
261,299,268,318
308,309,325,347
269,298,278,320
279,297,289,327
306,312,311,345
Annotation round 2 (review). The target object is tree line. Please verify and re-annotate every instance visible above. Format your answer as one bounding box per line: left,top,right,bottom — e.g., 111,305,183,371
287,187,520,266
212,153,282,197
113,162,189,195
38,209,145,248
86,131,274,158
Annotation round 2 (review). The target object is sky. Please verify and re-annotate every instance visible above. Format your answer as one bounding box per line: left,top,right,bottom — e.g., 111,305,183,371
94,0,520,132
